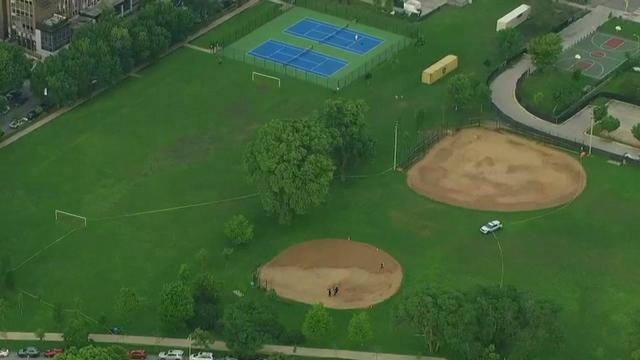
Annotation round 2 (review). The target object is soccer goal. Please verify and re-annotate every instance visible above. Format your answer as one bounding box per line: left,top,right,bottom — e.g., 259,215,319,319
55,210,87,228
252,71,281,88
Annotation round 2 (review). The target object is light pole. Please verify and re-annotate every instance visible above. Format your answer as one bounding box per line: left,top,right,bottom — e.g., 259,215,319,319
589,109,594,156
393,120,398,170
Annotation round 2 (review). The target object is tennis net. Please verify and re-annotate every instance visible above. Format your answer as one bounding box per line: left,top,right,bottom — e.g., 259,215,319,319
319,24,349,44
285,45,314,65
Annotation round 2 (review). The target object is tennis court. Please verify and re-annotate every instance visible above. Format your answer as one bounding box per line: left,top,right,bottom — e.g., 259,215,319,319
249,39,348,77
285,18,383,55
556,31,640,80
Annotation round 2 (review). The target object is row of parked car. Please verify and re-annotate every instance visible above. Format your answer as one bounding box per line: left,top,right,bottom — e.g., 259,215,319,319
0,347,237,360
8,106,43,130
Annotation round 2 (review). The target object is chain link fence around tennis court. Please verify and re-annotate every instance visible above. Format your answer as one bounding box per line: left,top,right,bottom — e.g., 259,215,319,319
224,37,411,89
295,0,421,38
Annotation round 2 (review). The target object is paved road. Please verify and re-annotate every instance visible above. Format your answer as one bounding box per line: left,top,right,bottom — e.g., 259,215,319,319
0,81,43,136
0,332,445,360
490,5,640,159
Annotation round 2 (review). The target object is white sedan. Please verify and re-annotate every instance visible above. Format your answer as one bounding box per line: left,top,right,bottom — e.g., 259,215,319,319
480,220,503,234
159,350,184,360
190,352,214,360
0,348,9,357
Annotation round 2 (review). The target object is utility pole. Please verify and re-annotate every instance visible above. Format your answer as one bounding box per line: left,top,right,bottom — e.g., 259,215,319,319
393,120,399,170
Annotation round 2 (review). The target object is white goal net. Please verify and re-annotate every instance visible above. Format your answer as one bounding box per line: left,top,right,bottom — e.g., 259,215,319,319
252,71,281,88
55,210,87,228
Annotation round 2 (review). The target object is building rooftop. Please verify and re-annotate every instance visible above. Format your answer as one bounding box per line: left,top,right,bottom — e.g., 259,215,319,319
37,13,69,31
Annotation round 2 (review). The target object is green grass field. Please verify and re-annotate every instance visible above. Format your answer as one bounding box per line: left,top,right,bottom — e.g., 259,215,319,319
1,1,639,359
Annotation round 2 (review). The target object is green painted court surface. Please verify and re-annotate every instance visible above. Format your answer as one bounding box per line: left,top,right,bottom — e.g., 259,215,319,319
556,31,640,79
222,7,407,88
0,1,639,359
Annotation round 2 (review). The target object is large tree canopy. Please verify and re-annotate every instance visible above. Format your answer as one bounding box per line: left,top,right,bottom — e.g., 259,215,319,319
528,33,563,71
244,118,335,223
316,98,375,178
222,298,279,356
0,42,31,94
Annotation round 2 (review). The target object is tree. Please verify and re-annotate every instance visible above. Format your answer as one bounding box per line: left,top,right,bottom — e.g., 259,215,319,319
114,287,140,325
223,298,279,356
0,42,31,94
529,0,555,30
572,68,582,82
599,115,620,132
302,303,333,343
383,0,393,13
222,247,234,262
347,312,373,346
57,345,129,360
224,215,254,247
35,328,46,341
178,263,192,284
528,33,563,71
159,281,194,331
593,103,608,122
393,287,474,355
244,118,335,223
188,272,219,331
447,74,475,111
63,315,90,348
317,98,375,178
0,96,8,112
190,328,213,349
497,28,524,61
633,123,640,141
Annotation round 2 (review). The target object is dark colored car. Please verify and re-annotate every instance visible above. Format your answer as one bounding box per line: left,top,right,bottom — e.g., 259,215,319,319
128,350,147,359
17,347,40,358
43,349,64,358
26,110,37,120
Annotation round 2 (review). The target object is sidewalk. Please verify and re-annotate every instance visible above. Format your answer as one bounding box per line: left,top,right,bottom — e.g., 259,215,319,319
0,332,444,360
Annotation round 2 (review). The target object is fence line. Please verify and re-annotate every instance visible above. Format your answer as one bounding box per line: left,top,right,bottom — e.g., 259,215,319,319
295,0,421,38
225,37,411,89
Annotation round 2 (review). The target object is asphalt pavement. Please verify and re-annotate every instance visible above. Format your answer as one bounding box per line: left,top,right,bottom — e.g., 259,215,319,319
0,81,43,136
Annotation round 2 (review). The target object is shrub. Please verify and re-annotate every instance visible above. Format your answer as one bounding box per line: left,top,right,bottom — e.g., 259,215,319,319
599,115,620,132
632,123,640,141
224,215,254,246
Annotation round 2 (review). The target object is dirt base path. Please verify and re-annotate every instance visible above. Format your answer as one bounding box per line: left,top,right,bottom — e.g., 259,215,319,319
259,239,403,309
407,128,587,212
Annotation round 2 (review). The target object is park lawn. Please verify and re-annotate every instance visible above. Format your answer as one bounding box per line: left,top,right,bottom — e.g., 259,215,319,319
603,69,640,100
1,1,639,360
517,68,594,120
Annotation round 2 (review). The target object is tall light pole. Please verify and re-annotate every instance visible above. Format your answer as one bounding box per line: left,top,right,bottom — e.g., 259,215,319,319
393,120,399,170
589,109,594,156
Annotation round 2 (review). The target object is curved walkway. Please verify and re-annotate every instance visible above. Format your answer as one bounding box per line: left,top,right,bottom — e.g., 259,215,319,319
0,332,444,360
491,6,640,159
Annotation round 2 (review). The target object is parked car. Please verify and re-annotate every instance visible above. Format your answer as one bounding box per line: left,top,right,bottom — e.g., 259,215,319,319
34,105,44,115
9,118,21,129
43,349,64,358
26,110,37,120
158,350,184,360
18,347,40,358
128,350,147,359
480,220,503,234
0,348,9,357
623,152,640,161
189,352,213,360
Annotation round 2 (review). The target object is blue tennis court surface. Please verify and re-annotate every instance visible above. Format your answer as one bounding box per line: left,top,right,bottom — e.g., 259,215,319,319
285,18,383,55
249,39,348,77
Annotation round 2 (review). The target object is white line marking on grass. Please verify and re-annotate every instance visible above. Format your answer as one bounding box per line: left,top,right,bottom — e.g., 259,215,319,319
492,233,504,289
344,167,393,179
12,228,82,272
91,192,259,222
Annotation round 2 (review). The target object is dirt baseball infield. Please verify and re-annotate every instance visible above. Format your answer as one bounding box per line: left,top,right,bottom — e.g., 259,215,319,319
258,239,403,309
407,128,587,211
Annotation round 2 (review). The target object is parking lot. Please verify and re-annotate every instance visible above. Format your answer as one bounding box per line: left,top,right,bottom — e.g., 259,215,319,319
0,81,44,137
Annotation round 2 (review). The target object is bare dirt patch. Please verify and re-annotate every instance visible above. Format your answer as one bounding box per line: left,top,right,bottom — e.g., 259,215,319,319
407,128,587,211
258,239,403,309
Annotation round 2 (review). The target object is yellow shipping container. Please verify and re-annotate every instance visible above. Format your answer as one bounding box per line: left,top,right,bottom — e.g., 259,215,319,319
421,55,458,85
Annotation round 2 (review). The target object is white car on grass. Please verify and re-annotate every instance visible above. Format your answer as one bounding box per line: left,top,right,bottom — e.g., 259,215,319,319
0,348,9,357
480,220,503,234
189,352,214,360
158,350,184,360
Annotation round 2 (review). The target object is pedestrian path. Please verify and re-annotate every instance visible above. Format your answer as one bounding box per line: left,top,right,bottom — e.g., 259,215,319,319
0,332,445,360
490,6,640,159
